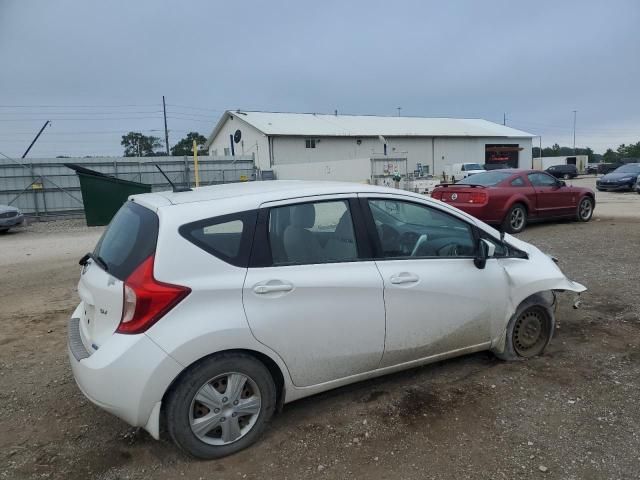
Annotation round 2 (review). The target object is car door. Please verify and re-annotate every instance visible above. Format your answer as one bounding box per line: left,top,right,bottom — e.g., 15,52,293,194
361,195,509,367
242,196,386,387
526,172,575,217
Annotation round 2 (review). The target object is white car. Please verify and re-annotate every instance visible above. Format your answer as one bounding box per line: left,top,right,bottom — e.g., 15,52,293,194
68,180,585,459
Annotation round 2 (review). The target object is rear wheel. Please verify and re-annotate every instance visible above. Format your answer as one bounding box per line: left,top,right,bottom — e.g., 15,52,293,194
576,196,594,222
165,353,276,459
495,294,555,361
502,203,527,234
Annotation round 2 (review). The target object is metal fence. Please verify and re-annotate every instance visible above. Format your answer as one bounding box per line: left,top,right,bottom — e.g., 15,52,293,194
0,155,255,217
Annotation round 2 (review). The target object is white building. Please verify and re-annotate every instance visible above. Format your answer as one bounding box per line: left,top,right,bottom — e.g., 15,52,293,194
205,111,534,183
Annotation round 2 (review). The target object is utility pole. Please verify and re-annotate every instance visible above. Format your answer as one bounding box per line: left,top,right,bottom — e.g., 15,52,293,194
397,107,402,117
503,113,506,126
22,121,51,158
163,96,170,155
572,110,577,154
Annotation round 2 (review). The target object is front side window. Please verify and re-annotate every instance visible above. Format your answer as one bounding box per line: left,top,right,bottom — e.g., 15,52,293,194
528,172,558,187
269,200,357,265
368,199,475,258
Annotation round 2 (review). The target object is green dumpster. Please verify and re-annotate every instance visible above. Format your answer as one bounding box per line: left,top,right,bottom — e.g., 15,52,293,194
65,164,152,226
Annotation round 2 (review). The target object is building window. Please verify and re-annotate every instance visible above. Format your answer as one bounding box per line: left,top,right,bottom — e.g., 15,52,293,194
305,139,316,149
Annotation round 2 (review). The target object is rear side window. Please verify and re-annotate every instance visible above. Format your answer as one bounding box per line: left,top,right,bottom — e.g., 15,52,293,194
510,177,525,186
93,201,159,281
179,210,257,267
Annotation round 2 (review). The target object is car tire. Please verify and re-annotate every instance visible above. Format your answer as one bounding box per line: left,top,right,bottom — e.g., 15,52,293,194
501,203,527,234
494,293,555,361
576,196,594,222
165,352,277,459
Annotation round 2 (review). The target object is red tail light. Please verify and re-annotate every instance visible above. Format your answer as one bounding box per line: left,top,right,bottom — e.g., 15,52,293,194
117,255,191,334
468,191,488,204
431,189,443,200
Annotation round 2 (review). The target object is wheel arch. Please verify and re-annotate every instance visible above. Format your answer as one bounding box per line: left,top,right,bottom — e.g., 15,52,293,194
491,291,556,356
159,348,287,436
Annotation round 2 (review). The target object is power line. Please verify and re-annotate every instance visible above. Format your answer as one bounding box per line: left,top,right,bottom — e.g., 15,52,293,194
0,104,160,108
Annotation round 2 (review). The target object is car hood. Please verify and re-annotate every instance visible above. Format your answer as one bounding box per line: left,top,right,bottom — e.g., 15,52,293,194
601,172,639,181
0,204,20,214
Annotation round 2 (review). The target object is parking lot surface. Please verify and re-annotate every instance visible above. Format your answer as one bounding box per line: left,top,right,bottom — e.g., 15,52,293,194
1,216,639,479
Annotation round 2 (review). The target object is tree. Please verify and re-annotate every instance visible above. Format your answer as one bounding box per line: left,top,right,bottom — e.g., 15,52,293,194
617,141,640,159
121,131,163,157
602,148,619,163
170,132,208,156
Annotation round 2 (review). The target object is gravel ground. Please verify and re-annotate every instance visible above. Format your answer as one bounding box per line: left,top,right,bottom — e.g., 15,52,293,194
0,217,639,479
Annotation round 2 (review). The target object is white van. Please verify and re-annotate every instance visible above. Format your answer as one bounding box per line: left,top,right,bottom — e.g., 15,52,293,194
447,163,486,182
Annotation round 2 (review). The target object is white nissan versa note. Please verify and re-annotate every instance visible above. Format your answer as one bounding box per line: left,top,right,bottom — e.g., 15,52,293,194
68,180,585,459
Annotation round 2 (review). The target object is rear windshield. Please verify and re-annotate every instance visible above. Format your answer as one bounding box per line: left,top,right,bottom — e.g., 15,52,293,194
457,171,511,186
93,201,159,280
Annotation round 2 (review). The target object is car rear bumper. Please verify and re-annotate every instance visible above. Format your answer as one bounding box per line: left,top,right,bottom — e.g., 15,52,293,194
442,203,505,224
67,304,183,437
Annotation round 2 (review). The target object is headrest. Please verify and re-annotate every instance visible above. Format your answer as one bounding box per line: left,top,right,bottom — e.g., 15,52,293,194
290,204,315,228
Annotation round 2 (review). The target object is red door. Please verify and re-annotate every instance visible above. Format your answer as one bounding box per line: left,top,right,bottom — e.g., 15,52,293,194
526,172,575,217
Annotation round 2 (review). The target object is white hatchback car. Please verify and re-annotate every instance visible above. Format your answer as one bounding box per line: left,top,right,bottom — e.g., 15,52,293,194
68,180,585,459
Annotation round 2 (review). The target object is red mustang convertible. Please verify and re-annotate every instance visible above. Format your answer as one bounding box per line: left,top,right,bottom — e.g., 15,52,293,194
431,169,595,233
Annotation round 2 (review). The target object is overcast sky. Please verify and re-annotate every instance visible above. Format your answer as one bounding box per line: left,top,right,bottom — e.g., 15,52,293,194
1,0,638,158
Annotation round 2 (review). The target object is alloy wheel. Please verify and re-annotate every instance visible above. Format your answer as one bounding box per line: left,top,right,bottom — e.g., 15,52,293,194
510,207,525,231
579,198,593,220
513,307,551,357
189,372,262,445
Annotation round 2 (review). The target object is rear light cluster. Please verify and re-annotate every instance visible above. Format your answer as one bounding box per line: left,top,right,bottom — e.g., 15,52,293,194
467,191,488,204
117,255,191,334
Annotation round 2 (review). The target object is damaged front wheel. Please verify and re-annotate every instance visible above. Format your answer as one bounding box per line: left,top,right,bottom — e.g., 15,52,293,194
495,294,555,361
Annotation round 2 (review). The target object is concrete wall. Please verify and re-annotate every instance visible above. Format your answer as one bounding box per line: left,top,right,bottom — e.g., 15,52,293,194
274,157,372,183
208,113,270,170
271,135,532,177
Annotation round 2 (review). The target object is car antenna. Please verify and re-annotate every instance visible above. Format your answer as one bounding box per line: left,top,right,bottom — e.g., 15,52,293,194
155,164,192,192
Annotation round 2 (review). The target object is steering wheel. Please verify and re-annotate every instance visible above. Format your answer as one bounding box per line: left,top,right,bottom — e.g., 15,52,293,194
411,234,429,256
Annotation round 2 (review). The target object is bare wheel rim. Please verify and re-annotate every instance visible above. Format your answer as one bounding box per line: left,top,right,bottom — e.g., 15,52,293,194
513,307,551,357
510,207,525,231
579,198,592,220
189,372,262,446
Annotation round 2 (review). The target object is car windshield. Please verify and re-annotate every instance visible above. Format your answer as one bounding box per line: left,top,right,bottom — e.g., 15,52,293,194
614,164,640,174
464,163,483,170
457,171,511,186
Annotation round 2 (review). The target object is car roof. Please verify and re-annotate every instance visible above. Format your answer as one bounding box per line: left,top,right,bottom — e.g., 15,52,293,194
131,180,425,209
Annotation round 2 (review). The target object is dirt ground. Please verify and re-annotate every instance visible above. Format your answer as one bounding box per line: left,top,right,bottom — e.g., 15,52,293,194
1,216,639,480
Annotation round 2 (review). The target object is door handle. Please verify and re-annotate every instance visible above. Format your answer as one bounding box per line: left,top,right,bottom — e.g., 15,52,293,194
253,283,294,294
389,273,420,285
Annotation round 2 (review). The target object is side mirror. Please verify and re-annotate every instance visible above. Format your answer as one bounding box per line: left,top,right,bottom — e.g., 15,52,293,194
474,239,495,269
558,180,566,187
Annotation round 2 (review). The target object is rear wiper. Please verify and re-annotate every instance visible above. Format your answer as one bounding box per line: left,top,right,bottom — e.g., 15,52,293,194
79,252,108,271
